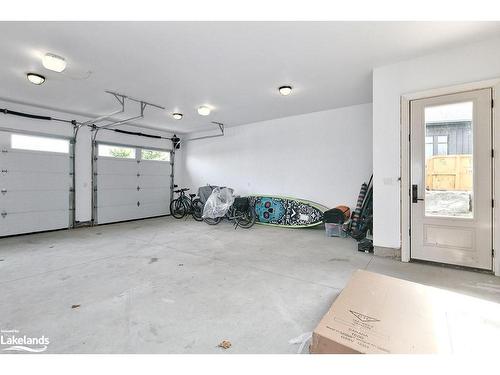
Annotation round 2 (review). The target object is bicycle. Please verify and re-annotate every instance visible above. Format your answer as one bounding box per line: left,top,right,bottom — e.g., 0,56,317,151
170,187,204,221
203,197,256,229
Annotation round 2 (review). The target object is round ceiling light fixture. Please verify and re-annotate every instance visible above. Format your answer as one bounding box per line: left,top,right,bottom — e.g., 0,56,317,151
172,113,183,120
197,105,211,116
26,73,46,85
278,85,293,96
42,53,67,73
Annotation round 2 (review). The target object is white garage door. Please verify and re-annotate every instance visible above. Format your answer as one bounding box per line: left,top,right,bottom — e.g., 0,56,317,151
95,143,171,224
0,131,71,237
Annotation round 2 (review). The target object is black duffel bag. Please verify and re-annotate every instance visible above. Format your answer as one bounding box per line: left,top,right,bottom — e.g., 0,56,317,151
323,206,350,224
233,197,250,211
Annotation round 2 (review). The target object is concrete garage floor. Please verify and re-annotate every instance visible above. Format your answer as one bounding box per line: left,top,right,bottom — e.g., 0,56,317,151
1,216,500,354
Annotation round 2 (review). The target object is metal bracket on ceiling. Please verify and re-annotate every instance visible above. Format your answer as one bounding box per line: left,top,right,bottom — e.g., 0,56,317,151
82,92,127,127
183,121,225,142
85,91,165,130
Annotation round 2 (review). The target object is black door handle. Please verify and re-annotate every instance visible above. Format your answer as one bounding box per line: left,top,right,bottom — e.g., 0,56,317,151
412,184,424,203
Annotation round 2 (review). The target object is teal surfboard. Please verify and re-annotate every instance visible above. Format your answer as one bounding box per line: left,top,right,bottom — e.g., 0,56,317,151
249,195,329,228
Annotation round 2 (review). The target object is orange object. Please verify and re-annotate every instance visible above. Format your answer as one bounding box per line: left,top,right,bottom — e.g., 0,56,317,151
335,205,351,221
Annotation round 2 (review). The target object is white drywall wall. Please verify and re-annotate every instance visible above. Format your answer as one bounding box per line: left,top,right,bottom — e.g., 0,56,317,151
0,99,180,223
178,103,373,210
373,36,500,249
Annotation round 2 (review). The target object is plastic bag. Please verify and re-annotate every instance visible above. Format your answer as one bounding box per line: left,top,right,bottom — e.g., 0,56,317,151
289,332,312,354
202,187,235,219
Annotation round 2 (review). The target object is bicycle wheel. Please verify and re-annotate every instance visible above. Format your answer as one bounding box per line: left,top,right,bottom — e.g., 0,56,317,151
203,216,222,225
182,196,192,213
191,198,204,222
235,207,256,228
170,198,187,219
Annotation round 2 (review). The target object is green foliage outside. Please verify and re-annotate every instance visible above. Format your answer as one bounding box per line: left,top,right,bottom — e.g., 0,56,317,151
142,150,167,160
109,148,132,158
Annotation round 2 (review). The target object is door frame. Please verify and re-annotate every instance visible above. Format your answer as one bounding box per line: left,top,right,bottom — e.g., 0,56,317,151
400,78,500,276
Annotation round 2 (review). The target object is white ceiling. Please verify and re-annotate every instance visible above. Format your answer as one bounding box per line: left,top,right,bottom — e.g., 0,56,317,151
1,21,499,134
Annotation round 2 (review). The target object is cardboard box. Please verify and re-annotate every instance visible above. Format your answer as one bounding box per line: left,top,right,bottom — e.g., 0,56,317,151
310,269,500,354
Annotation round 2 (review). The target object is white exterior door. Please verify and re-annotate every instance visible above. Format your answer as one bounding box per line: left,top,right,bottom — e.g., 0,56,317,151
95,143,171,224
0,131,71,237
410,89,493,270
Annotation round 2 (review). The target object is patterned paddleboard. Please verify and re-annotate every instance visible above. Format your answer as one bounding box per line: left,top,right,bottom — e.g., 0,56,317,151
249,195,329,228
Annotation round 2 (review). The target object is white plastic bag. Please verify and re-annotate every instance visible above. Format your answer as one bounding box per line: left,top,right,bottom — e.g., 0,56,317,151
289,332,312,354
202,187,235,219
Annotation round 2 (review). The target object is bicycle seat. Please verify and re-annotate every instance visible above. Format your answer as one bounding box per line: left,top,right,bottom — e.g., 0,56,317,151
174,189,182,193
181,188,189,192
189,193,196,198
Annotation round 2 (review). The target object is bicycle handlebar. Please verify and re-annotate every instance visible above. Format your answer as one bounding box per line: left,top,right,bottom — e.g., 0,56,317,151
174,188,190,193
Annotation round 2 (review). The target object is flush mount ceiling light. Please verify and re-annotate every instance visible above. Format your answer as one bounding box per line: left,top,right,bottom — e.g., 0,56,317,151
42,53,67,72
197,105,211,116
172,113,183,120
26,73,45,85
278,85,293,96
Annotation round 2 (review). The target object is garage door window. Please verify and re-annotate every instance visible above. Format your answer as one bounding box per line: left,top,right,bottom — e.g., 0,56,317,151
141,149,170,161
98,144,136,159
11,134,69,153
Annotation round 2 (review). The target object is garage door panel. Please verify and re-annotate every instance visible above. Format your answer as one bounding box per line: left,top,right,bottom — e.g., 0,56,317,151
0,171,70,191
0,210,69,237
0,131,71,236
139,188,170,203
95,145,171,224
97,189,139,207
139,202,169,217
139,161,170,176
97,158,138,175
0,132,10,147
1,190,69,212
140,175,170,188
1,151,69,173
97,174,139,189
97,205,143,224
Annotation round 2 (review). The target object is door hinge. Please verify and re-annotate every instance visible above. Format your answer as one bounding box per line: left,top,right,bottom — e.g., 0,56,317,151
493,199,495,208
408,134,411,142
492,149,495,158
492,99,494,108
409,228,411,237
492,249,495,258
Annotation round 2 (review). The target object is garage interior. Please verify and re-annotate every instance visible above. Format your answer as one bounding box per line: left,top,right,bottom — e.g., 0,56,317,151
1,21,500,355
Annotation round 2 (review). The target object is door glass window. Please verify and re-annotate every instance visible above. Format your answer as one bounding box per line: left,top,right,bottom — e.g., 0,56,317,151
11,134,69,153
98,144,136,159
424,101,473,218
141,149,170,161
437,135,448,155
425,136,433,159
